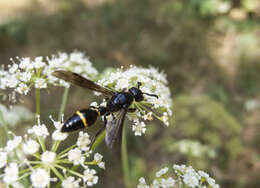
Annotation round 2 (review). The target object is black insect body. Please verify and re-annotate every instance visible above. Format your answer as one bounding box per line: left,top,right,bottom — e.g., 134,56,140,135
61,107,106,132
52,70,158,148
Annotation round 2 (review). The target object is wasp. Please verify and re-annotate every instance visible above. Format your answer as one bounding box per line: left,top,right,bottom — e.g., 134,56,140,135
52,70,158,148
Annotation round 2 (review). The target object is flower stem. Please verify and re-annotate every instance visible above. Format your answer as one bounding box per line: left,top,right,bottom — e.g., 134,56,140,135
35,88,40,116
91,130,106,151
51,166,64,181
121,124,131,188
58,87,70,121
52,87,70,153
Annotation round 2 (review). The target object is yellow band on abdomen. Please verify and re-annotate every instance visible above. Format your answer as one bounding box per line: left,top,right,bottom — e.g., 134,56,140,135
76,111,88,128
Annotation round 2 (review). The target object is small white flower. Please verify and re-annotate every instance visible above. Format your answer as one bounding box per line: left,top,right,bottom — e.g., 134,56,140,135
32,57,45,69
156,167,168,178
5,75,19,88
173,164,186,174
41,151,56,165
15,83,30,95
77,131,91,151
30,168,50,188
143,112,153,121
116,78,129,90
19,57,32,70
22,139,40,155
19,72,32,82
198,170,209,179
3,163,19,184
207,177,217,187
0,151,7,168
132,121,146,136
9,63,18,74
161,112,169,126
94,153,105,169
161,177,175,188
6,136,22,152
83,168,98,187
137,177,149,188
52,130,68,141
28,124,49,138
68,148,84,165
151,179,160,187
183,171,199,188
62,176,80,188
35,78,47,88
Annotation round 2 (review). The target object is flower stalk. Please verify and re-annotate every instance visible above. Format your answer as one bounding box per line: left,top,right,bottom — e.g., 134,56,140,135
122,125,131,188
35,88,41,116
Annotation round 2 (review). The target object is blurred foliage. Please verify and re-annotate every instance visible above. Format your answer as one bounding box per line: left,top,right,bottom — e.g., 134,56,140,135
168,95,241,166
0,0,260,187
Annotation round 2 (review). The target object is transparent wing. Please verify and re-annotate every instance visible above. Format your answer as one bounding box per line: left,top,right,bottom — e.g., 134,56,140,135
52,70,114,96
105,109,127,149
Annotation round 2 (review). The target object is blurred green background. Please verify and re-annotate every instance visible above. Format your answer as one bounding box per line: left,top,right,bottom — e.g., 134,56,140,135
1,0,260,187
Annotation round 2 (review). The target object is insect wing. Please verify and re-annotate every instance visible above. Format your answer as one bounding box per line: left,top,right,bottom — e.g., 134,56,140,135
52,70,114,96
105,109,127,149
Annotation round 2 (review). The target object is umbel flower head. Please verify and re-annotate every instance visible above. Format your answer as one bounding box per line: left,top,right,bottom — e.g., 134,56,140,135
0,51,98,96
137,164,219,188
97,66,172,136
0,115,105,187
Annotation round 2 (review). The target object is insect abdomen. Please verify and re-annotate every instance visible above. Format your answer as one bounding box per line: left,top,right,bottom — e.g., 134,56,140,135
61,109,99,132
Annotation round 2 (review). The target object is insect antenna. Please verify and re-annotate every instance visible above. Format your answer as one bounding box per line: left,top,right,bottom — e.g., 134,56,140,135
143,92,159,99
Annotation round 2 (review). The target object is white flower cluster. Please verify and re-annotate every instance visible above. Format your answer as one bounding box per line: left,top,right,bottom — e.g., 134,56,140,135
0,116,105,188
174,140,216,158
0,104,34,127
137,165,219,188
137,164,219,188
0,51,98,95
98,66,172,136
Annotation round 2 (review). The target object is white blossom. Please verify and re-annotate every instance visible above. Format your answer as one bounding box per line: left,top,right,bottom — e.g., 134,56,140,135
183,172,199,188
156,167,168,178
83,168,98,187
138,164,219,188
30,168,50,188
41,151,56,165
15,83,30,95
94,153,105,169
98,66,172,136
137,177,149,188
76,131,91,151
161,177,175,188
3,163,19,184
0,115,104,187
35,78,47,89
132,121,146,136
22,139,40,155
0,151,7,168
5,136,22,152
52,130,68,141
28,123,49,138
62,176,80,188
68,148,85,165
1,51,98,96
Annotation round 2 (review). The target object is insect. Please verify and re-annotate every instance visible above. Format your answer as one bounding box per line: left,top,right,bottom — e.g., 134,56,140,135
52,70,158,148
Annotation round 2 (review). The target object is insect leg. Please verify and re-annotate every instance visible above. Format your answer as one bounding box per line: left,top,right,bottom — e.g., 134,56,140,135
128,108,136,112
90,113,109,146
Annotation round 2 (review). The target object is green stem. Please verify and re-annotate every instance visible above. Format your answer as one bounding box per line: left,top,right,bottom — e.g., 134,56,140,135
51,166,64,181
58,87,70,121
91,130,106,151
52,87,70,152
35,88,40,116
121,125,131,188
